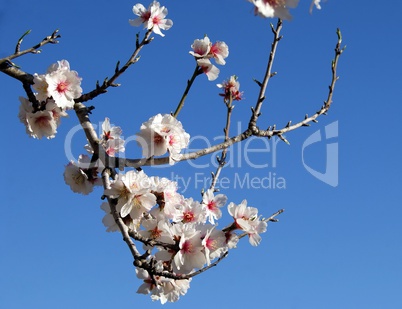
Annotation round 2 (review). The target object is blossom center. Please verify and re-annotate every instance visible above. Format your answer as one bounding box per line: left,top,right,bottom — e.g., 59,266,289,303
183,211,195,223
132,196,142,209
207,201,217,211
153,133,164,145
152,16,161,25
181,240,193,253
56,81,69,94
205,238,217,250
35,115,51,128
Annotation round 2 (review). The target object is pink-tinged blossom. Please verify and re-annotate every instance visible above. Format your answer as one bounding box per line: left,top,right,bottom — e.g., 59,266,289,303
104,170,156,222
178,198,207,224
129,3,151,26
209,41,229,65
189,35,228,81
228,200,267,246
197,58,220,81
86,117,125,157
149,176,184,221
26,110,57,139
39,60,82,110
189,37,211,58
171,223,206,274
201,226,227,265
18,97,67,139
217,75,243,103
202,189,227,224
129,1,173,37
139,218,175,248
137,114,190,165
249,0,299,20
63,155,102,195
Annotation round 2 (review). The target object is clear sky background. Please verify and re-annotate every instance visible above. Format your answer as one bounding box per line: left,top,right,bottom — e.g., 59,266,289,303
1,0,402,308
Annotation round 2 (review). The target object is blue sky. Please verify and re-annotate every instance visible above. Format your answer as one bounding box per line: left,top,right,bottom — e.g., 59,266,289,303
1,0,402,308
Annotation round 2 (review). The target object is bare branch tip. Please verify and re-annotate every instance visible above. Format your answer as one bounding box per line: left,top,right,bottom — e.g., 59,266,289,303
253,78,262,87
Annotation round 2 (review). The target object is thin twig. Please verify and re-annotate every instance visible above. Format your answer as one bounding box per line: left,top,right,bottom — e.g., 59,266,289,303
209,96,234,191
173,64,202,118
249,19,283,132
0,29,60,64
76,30,154,103
121,28,344,168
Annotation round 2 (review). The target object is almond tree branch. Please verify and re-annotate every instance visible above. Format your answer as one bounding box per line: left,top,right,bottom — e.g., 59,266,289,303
0,29,60,65
137,250,229,281
101,168,142,259
172,64,203,118
249,19,282,131
209,95,234,192
128,230,178,252
251,28,345,140
121,28,344,169
76,30,154,103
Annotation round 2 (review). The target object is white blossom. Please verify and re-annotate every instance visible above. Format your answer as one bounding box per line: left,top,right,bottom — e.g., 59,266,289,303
63,155,102,195
249,0,299,20
228,200,267,246
136,114,190,165
129,1,173,37
202,189,227,224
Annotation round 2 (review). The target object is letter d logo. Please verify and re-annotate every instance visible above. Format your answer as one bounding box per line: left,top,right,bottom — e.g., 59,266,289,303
302,121,338,187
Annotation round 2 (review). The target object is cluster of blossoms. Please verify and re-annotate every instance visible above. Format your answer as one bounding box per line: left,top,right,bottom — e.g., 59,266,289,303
136,114,190,165
56,0,326,303
18,60,81,139
99,169,267,303
18,96,68,139
85,117,125,157
189,36,229,81
217,75,243,103
64,118,125,194
129,1,173,37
